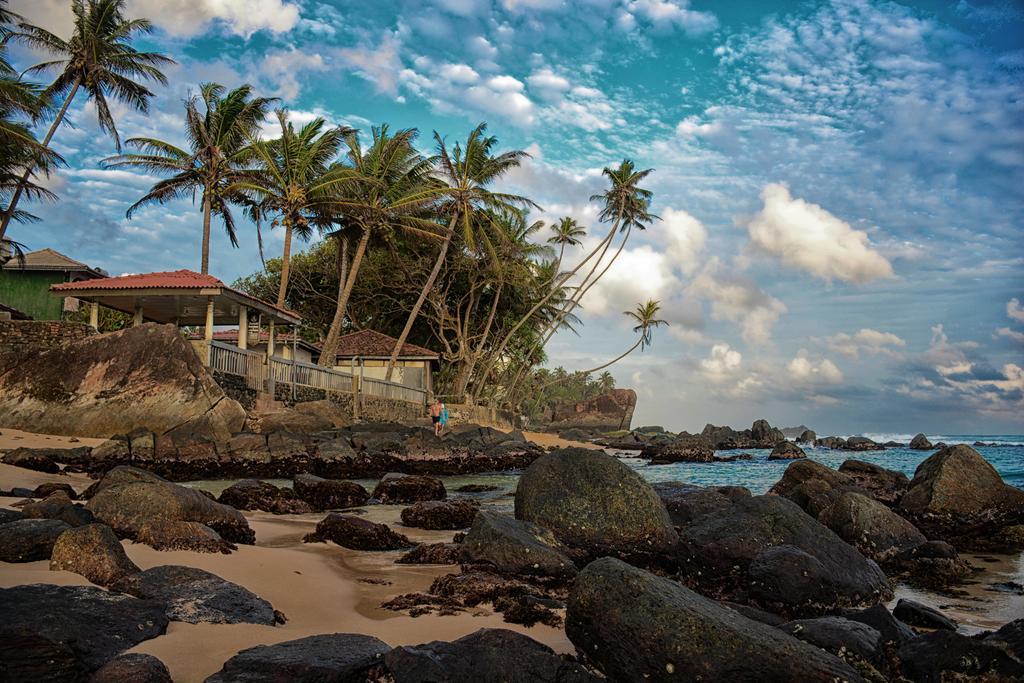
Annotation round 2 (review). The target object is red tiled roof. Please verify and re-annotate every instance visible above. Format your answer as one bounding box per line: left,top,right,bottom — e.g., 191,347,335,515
334,329,438,359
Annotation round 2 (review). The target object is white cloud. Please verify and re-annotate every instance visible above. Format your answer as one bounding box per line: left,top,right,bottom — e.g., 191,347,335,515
996,328,1024,343
686,258,787,344
440,63,480,84
1008,298,1024,323
745,183,894,284
622,0,718,35
256,48,326,100
700,343,742,380
824,328,906,358
659,208,706,275
487,75,526,92
788,350,844,384
675,115,723,138
527,68,571,101
340,33,404,97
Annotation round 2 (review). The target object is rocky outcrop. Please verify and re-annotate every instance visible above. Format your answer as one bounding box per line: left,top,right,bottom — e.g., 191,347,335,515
899,444,1024,550
515,448,677,561
543,388,637,432
20,491,95,526
400,499,479,530
90,653,172,683
769,459,864,517
675,494,891,615
769,441,806,460
0,584,168,680
2,448,59,472
566,557,862,682
909,433,933,450
818,491,927,562
652,482,750,526
0,323,245,440
701,419,786,449
372,472,446,504
396,542,462,565
461,510,577,578
206,633,390,683
85,468,253,546
797,429,817,444
49,523,139,586
136,520,235,554
837,460,909,506
304,513,413,551
640,434,714,463
0,518,70,562
779,617,886,672
293,473,368,510
384,629,598,682
899,626,1024,682
893,598,957,631
217,479,312,515
111,565,278,625
817,436,884,451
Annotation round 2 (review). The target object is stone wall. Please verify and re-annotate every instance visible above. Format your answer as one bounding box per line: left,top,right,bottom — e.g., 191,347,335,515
0,320,96,373
212,371,258,411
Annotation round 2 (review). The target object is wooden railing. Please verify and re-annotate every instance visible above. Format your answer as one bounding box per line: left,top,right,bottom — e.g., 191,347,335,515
205,340,427,405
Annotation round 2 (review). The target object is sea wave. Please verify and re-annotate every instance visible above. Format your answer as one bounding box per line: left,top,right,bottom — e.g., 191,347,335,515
860,433,1024,447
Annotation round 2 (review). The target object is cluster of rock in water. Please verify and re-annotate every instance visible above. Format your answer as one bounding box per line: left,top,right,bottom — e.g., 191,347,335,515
2,421,1024,681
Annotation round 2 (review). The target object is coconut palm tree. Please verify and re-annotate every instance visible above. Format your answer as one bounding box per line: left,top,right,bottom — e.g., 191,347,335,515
381,123,535,383
240,110,355,307
0,0,173,241
317,125,442,366
103,83,275,273
597,370,615,393
473,159,656,402
546,216,585,277
535,300,666,391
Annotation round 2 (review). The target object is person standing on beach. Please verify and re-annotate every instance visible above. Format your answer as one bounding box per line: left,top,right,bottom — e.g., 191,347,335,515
430,398,443,436
439,402,450,436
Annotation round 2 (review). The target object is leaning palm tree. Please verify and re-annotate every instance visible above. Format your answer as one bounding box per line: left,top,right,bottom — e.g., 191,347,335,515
536,300,666,391
381,123,535,383
317,125,441,366
0,0,173,242
473,159,656,402
240,110,354,307
546,216,585,277
103,83,275,273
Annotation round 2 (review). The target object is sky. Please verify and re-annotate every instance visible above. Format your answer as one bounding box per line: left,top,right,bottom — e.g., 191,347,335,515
7,0,1024,435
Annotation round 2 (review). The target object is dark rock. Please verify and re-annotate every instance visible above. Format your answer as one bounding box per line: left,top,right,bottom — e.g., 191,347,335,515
86,472,254,545
838,604,917,647
258,408,333,434
899,444,1024,550
779,616,885,669
2,448,59,473
372,472,446,504
769,458,863,517
985,619,1024,661
293,473,368,510
701,419,785,449
641,434,714,463
461,510,577,578
81,465,167,499
0,518,70,562
818,491,927,562
838,460,910,506
90,653,172,683
50,523,139,586
0,584,168,680
429,571,542,607
514,448,677,560
401,499,479,530
566,557,863,682
21,491,96,526
769,441,806,460
544,388,637,432
396,542,462,565
558,428,593,442
0,508,24,524
304,513,413,551
797,429,817,444
652,481,748,526
845,436,884,451
217,479,312,515
892,598,957,631
456,483,501,493
384,628,598,682
676,494,892,614
136,520,235,554
899,629,1024,681
205,633,390,683
889,540,972,589
909,433,933,450
33,482,77,499
724,601,788,626
111,565,277,625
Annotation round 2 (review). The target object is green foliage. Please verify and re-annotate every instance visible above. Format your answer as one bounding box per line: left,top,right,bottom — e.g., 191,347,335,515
517,368,616,420
65,304,131,332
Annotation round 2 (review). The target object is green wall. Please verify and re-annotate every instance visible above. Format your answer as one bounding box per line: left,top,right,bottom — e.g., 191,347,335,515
0,271,66,320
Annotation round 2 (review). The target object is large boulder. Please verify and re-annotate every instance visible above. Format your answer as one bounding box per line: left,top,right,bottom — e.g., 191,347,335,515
136,519,235,554
372,473,446,504
909,433,933,450
461,510,577,578
675,494,891,614
640,435,714,463
401,499,479,530
90,653,172,683
769,459,863,517
779,617,886,671
651,482,749,526
542,388,636,432
81,465,166,499
837,460,909,506
768,441,806,460
797,429,817,444
20,491,95,526
514,448,677,559
566,557,862,682
384,628,599,682
293,473,368,510
892,598,957,631
0,584,168,681
1,447,59,473
818,491,927,562
206,633,390,682
111,565,277,625
898,628,1024,681
899,444,1024,549
0,323,245,440
0,518,70,562
217,479,312,515
49,523,140,586
304,513,413,551
701,419,785,449
86,473,253,545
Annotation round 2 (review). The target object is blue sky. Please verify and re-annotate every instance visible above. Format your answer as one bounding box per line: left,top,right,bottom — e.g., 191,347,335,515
8,0,1024,434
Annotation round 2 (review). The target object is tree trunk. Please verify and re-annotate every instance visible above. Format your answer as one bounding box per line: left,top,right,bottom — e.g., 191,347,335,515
277,222,293,308
319,227,370,367
0,79,81,242
200,191,212,274
458,278,503,400
384,227,453,382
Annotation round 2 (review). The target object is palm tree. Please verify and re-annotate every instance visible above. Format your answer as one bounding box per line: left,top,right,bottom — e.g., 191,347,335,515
597,370,615,393
240,110,355,307
0,0,173,242
317,125,441,366
103,83,275,273
546,216,585,277
382,123,534,383
536,300,666,391
473,159,656,402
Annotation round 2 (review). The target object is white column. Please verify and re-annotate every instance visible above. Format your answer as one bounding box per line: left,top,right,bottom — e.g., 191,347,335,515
132,302,143,327
204,297,215,365
267,321,276,358
88,302,99,329
237,305,248,350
